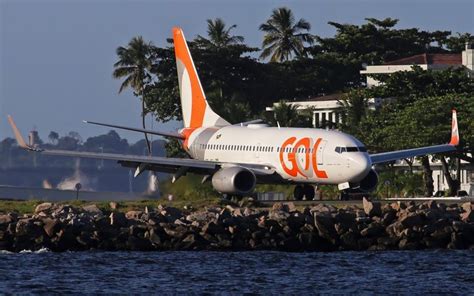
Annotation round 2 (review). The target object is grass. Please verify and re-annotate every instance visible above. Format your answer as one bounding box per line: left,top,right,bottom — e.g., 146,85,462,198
0,197,224,215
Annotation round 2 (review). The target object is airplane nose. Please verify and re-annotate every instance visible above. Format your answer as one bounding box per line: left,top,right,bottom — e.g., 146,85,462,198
348,153,372,182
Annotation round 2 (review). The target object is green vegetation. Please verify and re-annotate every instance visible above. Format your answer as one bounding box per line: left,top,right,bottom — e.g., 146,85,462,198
113,36,156,154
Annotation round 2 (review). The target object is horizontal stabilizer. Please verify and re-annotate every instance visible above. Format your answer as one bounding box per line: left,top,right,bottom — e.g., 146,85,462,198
83,120,184,139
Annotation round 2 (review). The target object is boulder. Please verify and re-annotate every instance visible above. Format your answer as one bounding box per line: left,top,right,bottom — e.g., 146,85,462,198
314,212,336,241
82,204,103,216
42,218,60,237
159,206,183,222
35,202,53,214
400,212,424,228
272,202,289,213
461,202,474,213
125,211,143,220
360,222,385,237
363,198,382,217
0,214,14,226
460,211,474,222
381,210,397,226
427,200,438,210
109,212,127,227
286,202,297,213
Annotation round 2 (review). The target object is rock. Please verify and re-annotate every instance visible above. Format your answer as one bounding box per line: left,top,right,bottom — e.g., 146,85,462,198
125,211,143,220
427,200,438,210
35,202,53,214
311,204,337,214
42,218,60,237
109,212,127,227
109,202,118,210
272,202,289,213
461,202,474,213
0,214,14,225
460,211,474,222
400,212,423,228
82,204,103,216
398,238,420,250
360,222,385,237
286,202,297,213
268,210,290,221
382,210,397,226
377,236,399,248
314,213,336,242
159,206,183,222
340,231,358,250
202,222,225,236
363,198,382,217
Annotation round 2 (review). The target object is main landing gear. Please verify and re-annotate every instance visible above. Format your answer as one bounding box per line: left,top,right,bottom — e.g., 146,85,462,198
293,185,315,201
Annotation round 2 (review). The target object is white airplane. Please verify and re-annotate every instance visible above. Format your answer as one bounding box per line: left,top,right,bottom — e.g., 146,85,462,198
8,27,460,200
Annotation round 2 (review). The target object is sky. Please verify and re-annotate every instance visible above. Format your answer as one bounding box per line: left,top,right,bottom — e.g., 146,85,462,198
1,0,473,143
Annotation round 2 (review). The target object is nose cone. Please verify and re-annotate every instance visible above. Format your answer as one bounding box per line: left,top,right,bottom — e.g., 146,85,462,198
348,153,372,182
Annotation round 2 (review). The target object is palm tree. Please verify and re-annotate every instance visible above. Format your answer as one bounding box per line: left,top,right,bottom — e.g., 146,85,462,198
113,36,154,154
196,18,244,49
259,7,314,62
272,101,301,127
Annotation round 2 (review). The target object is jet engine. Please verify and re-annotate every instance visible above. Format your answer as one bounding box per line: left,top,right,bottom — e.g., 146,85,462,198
358,169,379,192
211,166,256,195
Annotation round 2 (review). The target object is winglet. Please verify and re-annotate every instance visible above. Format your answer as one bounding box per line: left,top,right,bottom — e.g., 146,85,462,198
7,115,29,149
449,109,459,146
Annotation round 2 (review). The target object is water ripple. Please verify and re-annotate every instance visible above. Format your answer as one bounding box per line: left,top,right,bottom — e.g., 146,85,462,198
0,250,474,294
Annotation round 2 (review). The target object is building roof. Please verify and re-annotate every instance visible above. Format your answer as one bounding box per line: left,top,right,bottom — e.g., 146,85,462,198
384,53,462,66
293,93,345,102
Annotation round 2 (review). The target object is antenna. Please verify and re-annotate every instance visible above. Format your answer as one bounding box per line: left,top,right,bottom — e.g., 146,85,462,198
277,121,281,129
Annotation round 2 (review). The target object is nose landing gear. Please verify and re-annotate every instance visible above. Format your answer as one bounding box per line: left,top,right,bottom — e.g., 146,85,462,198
293,185,315,201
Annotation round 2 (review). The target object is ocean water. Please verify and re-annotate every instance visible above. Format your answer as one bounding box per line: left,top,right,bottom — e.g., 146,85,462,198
1,250,473,294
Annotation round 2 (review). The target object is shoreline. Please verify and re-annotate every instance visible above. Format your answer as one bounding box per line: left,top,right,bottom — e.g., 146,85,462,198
1,199,473,252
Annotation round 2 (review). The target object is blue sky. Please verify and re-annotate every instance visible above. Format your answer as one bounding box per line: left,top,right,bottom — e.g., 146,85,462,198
1,0,473,143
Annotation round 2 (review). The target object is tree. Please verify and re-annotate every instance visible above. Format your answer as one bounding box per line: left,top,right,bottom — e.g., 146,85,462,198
195,18,244,50
113,36,155,155
338,89,369,135
266,101,312,127
48,131,59,145
259,7,313,62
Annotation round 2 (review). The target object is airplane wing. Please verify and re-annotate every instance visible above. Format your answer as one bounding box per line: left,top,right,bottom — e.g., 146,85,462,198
7,115,275,178
83,120,184,139
370,110,459,164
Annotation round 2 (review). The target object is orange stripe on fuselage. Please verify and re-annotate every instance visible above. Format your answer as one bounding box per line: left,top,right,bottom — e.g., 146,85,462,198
173,27,206,128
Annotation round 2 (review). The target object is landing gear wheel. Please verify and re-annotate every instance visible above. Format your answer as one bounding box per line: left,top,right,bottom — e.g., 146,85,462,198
303,185,315,200
339,190,349,201
293,185,304,201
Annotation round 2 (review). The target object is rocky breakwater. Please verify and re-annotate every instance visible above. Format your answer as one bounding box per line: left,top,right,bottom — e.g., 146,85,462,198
1,199,474,252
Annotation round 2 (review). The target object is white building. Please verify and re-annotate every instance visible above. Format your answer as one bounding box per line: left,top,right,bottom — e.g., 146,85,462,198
265,94,383,128
361,43,474,87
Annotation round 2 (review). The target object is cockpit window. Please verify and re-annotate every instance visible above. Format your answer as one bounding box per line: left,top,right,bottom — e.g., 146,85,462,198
335,146,368,153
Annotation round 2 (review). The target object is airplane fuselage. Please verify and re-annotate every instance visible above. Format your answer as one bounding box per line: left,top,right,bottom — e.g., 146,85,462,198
184,124,372,185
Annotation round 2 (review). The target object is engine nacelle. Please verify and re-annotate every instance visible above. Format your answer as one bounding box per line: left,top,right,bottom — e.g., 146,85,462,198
358,169,379,192
211,167,256,195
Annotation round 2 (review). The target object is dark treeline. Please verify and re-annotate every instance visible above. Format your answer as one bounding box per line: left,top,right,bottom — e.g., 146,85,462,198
0,130,165,169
